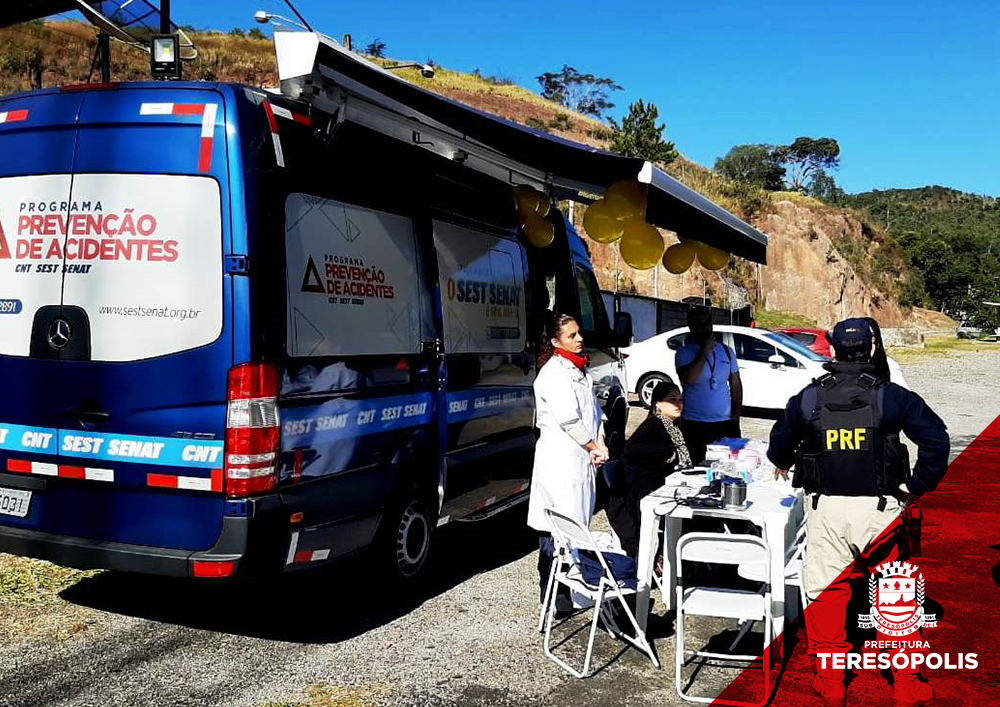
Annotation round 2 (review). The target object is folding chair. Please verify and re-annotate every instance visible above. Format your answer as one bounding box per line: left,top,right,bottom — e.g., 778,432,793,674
540,507,660,678
737,514,809,619
675,533,773,706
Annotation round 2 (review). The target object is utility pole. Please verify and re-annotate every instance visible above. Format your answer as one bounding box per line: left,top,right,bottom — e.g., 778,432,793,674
97,32,110,82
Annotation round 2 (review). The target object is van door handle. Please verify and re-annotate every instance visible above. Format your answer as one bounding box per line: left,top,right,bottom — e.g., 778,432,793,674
61,408,110,423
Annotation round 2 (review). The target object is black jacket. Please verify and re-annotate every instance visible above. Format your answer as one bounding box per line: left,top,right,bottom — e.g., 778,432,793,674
767,363,950,496
607,415,681,557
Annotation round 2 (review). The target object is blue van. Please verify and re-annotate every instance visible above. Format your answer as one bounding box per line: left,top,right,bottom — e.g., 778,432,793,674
0,80,631,580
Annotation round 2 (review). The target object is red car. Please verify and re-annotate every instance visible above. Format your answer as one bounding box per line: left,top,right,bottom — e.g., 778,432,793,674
774,327,832,358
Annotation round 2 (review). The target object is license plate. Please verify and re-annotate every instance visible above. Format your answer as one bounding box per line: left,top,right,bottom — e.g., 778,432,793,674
0,487,32,518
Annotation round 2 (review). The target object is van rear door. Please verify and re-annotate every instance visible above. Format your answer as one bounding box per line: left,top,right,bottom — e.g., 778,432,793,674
0,90,84,520
0,86,232,552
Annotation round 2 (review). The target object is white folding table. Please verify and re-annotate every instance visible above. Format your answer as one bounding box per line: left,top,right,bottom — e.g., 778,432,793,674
634,472,804,658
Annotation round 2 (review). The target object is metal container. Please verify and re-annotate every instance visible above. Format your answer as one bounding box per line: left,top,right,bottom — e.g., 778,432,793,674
722,478,748,509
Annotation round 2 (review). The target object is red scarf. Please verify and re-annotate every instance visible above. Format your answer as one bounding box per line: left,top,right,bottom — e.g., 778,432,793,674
554,347,588,370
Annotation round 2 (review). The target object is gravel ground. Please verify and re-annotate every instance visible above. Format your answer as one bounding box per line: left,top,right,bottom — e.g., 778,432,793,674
2,349,998,707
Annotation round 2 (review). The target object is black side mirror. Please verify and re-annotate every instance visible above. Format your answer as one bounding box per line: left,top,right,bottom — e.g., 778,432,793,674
613,312,633,348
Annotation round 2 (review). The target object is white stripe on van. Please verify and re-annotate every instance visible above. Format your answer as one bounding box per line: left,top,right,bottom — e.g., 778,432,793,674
272,134,285,168
200,103,217,138
139,103,175,115
84,468,114,482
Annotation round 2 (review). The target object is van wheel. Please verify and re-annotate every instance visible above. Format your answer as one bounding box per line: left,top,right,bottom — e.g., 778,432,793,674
374,490,434,581
638,373,669,408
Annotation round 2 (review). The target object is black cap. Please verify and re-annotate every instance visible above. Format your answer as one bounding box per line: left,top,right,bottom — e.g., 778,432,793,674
830,318,873,348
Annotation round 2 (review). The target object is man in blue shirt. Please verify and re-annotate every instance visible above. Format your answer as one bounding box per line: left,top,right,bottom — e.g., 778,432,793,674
674,306,743,463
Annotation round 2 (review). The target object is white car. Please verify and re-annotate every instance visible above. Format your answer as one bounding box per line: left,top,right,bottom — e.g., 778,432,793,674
622,325,907,413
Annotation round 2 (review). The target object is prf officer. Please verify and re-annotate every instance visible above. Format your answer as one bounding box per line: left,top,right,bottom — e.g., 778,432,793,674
768,318,949,707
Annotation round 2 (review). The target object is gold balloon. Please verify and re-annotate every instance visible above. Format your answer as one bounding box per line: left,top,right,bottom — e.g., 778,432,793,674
605,180,647,220
619,220,664,270
607,179,647,205
604,193,643,221
513,185,550,218
662,242,697,274
697,244,730,270
582,200,625,244
521,212,555,248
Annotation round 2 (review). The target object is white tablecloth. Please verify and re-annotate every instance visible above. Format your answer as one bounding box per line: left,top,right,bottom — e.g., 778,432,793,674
635,471,804,657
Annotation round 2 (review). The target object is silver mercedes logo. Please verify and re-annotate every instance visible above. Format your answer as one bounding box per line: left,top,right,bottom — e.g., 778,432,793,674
47,318,72,350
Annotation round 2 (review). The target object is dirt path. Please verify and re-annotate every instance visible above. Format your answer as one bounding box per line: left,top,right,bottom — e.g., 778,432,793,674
1,351,997,707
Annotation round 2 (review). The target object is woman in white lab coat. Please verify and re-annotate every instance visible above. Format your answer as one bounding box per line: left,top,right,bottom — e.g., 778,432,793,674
527,313,608,609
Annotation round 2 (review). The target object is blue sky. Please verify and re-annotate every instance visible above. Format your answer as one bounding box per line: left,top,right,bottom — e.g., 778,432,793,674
117,1,1000,195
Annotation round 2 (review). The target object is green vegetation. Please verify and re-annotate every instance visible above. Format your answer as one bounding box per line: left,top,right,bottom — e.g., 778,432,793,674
0,19,941,321
609,99,678,165
713,137,841,194
364,37,386,58
753,309,818,329
0,554,96,606
715,144,786,191
526,112,575,133
781,137,841,192
887,334,1000,363
840,186,1000,327
0,554,100,641
535,64,622,119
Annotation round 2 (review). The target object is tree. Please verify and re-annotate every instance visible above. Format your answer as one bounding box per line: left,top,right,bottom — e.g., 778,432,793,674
247,27,267,40
535,65,622,119
609,100,678,164
714,144,785,190
229,27,245,37
365,38,387,58
808,168,846,204
778,136,840,191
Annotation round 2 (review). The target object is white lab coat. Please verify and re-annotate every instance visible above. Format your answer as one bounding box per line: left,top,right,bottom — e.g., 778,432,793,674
527,354,606,533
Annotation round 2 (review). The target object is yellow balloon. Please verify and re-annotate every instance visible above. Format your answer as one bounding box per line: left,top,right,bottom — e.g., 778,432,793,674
513,185,550,218
662,242,697,274
521,212,555,248
619,220,664,270
697,244,730,270
605,180,647,220
604,193,643,221
582,200,625,244
607,179,647,205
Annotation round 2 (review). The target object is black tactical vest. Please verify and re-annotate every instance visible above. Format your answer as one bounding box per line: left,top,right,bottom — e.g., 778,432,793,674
793,364,910,496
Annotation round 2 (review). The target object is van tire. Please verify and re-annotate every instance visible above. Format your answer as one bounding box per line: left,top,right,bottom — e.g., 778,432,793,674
373,485,435,582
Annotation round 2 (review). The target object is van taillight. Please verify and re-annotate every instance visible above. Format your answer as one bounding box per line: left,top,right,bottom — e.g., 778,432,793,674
225,363,280,497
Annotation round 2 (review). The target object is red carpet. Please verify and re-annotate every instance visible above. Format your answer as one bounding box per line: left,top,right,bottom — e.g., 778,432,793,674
708,415,1000,705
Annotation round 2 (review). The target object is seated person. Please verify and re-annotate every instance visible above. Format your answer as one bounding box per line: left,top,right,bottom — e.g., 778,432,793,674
607,381,691,559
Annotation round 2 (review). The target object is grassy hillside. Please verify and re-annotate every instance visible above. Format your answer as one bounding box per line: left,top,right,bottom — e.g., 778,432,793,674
840,187,1000,324
1,20,924,320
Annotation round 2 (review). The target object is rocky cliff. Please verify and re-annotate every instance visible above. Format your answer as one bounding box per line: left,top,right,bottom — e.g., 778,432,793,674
580,198,937,329
753,200,909,327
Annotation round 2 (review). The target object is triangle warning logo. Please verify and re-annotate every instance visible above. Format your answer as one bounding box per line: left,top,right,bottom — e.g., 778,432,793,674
300,256,325,293
0,212,11,259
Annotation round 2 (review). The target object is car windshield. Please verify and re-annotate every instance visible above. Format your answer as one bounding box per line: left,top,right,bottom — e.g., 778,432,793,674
765,332,829,361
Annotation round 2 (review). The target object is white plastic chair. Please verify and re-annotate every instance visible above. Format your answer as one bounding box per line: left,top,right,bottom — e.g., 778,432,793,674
737,514,809,618
675,532,773,706
540,508,660,678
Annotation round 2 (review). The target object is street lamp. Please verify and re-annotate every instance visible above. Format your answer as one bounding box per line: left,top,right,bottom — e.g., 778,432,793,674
383,63,436,79
254,11,310,32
